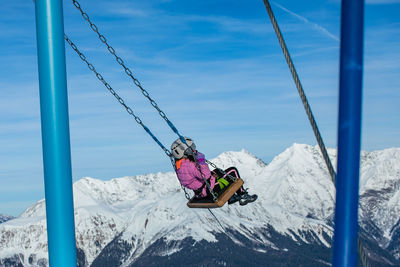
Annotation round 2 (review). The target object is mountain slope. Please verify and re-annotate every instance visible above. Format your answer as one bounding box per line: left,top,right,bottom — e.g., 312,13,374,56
1,144,399,266
0,214,14,224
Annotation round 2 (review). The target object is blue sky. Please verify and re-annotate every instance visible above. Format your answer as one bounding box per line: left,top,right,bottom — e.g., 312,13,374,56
0,0,399,216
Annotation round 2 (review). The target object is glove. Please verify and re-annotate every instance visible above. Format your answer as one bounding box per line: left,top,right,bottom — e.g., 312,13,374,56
195,152,206,164
218,178,230,189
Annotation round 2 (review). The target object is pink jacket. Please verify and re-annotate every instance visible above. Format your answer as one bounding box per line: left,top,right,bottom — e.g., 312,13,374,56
175,152,215,197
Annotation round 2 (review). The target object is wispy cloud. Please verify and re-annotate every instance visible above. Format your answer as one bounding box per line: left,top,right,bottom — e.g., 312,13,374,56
108,7,150,17
105,4,270,36
272,2,339,42
178,14,271,35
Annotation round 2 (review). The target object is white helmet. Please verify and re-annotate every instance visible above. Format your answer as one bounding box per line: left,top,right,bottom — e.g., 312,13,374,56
171,137,196,159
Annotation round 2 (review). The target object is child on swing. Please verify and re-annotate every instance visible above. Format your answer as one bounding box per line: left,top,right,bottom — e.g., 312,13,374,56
171,137,257,206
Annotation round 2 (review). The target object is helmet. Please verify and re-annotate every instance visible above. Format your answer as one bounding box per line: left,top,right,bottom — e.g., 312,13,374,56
171,137,196,159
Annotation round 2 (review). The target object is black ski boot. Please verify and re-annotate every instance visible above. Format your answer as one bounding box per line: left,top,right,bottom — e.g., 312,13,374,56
228,194,241,205
239,193,258,206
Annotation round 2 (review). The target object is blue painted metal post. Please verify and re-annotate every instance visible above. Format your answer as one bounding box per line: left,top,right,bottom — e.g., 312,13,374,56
333,0,365,266
34,0,77,266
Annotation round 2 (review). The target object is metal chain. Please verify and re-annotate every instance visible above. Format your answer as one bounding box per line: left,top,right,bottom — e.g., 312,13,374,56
71,0,223,201
206,160,238,182
70,0,237,202
205,160,220,171
71,0,170,124
64,34,172,159
262,1,369,267
196,161,218,201
65,34,218,201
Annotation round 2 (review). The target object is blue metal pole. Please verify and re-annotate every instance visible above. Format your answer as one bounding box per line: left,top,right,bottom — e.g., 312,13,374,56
333,0,365,266
34,0,77,266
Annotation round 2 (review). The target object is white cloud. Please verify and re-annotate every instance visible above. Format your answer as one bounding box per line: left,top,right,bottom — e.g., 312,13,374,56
105,3,271,36
272,2,339,42
178,14,271,35
108,7,150,17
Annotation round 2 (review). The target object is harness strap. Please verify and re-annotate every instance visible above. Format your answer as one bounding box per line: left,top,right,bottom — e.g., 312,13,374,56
193,177,213,198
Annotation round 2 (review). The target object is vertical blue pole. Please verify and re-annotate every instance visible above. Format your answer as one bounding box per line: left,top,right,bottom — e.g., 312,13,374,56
333,0,365,266
34,0,77,266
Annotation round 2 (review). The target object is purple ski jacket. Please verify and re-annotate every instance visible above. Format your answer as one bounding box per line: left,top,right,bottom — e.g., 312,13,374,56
175,152,215,197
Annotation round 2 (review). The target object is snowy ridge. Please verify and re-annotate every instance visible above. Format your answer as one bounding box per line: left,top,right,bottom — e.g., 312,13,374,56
1,144,400,266
0,214,14,224
358,147,400,244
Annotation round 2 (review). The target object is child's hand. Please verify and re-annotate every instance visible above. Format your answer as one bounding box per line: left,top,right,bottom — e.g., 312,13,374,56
195,152,206,164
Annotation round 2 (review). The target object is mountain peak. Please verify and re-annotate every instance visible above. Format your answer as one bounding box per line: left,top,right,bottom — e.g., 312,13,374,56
210,149,267,172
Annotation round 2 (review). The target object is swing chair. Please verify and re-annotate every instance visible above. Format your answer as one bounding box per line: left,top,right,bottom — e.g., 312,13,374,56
187,178,244,208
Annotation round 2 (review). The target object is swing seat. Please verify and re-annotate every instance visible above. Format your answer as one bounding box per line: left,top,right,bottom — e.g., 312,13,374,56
187,178,244,208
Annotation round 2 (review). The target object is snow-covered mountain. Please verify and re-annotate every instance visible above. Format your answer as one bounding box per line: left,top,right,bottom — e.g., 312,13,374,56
1,144,399,267
0,214,14,224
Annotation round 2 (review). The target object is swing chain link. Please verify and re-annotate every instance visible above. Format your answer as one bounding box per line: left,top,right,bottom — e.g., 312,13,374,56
71,0,169,122
195,160,218,202
65,34,173,158
206,160,237,182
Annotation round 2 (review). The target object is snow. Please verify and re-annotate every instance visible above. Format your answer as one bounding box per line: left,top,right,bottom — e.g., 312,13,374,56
0,214,14,224
1,144,399,266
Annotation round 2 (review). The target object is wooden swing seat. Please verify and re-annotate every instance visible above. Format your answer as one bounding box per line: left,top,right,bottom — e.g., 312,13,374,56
187,178,244,208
